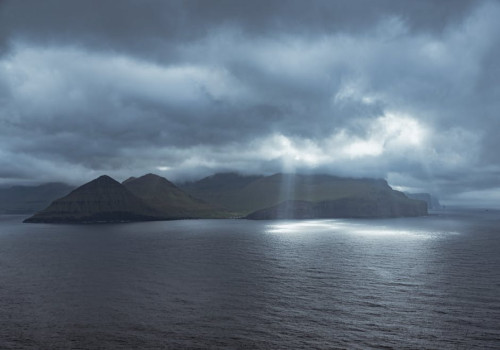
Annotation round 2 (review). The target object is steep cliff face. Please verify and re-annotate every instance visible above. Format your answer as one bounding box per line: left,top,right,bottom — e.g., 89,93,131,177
24,175,162,223
184,173,428,219
182,173,398,216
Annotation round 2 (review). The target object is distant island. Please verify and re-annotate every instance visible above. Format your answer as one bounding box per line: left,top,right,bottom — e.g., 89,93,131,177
0,182,75,214
23,172,428,223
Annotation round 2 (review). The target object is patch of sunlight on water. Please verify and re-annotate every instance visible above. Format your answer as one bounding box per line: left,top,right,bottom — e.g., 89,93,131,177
266,220,343,234
266,219,459,240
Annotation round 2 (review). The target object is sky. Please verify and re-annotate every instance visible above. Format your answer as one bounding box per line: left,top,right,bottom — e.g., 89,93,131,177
0,0,499,207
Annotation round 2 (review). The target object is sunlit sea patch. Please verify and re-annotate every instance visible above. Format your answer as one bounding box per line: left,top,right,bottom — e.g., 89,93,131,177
266,220,343,234
265,219,458,240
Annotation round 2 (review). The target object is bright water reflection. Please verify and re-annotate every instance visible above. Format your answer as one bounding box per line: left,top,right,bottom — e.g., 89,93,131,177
265,218,459,240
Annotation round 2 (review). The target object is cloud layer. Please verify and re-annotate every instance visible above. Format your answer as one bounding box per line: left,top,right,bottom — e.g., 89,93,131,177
1,0,499,206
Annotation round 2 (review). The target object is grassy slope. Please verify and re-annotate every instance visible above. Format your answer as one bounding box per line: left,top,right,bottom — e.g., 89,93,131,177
182,173,412,216
124,174,230,219
24,176,162,222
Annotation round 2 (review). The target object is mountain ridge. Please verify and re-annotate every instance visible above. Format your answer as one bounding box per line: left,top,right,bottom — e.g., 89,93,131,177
0,182,75,214
24,175,163,223
181,172,425,217
124,173,229,219
23,172,428,223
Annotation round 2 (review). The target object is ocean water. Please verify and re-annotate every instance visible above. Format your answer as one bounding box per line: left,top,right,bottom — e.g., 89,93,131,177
0,210,499,349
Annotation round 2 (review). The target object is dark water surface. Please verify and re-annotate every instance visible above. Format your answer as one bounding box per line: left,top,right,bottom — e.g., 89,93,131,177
1,210,499,349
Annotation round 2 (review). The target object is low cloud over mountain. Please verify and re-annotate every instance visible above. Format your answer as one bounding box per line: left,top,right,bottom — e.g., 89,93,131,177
1,0,499,206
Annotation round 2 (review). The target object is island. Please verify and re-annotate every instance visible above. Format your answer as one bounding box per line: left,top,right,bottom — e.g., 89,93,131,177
24,172,428,223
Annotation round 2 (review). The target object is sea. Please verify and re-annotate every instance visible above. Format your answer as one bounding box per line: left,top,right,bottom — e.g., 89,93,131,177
0,209,499,349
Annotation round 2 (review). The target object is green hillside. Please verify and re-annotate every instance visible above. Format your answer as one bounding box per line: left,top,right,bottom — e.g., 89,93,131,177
181,173,417,217
124,173,229,219
23,172,427,223
24,175,162,223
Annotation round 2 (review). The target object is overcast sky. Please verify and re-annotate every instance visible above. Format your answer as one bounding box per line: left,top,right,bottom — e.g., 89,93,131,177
0,0,499,206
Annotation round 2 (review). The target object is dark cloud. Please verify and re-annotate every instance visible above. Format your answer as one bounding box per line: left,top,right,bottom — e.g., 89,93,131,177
0,0,481,59
0,0,499,206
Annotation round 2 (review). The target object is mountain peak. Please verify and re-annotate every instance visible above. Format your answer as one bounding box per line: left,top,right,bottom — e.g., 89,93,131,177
143,173,161,178
77,175,121,191
128,173,175,187
24,175,162,223
123,173,225,219
94,175,119,184
139,173,169,182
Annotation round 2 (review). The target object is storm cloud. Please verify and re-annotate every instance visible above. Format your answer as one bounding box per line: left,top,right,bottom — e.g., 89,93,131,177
1,0,499,206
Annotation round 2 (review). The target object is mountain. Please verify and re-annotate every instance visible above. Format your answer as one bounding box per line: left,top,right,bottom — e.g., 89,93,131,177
122,176,137,185
182,173,427,218
179,172,263,215
24,175,163,223
181,172,264,193
123,173,228,219
405,193,442,210
0,182,75,214
23,172,428,223
246,193,427,220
